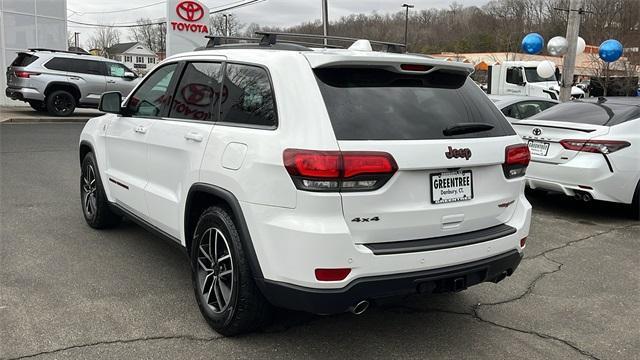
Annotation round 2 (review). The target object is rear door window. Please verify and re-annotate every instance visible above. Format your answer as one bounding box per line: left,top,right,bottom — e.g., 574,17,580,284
529,101,640,126
169,62,223,122
315,68,514,140
45,58,104,75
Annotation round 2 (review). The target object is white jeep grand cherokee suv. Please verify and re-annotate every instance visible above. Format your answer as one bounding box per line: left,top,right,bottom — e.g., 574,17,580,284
79,37,532,335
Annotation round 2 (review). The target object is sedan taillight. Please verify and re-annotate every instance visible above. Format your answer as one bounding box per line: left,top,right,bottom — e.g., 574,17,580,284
503,144,530,179
560,139,630,154
283,149,397,192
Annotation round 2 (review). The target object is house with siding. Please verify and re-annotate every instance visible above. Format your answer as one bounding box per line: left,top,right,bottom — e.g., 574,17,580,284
105,42,158,75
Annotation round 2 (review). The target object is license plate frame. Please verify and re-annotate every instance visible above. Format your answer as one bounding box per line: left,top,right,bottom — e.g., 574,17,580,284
528,140,550,157
430,170,474,204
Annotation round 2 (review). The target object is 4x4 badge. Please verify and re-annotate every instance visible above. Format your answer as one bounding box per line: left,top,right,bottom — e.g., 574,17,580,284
445,146,472,160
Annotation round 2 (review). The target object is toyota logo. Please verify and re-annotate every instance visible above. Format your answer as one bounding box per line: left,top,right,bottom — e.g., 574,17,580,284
176,1,205,22
532,128,542,136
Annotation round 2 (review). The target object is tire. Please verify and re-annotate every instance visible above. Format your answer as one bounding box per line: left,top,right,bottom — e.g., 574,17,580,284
81,152,121,229
191,206,271,336
28,100,47,112
632,181,640,221
46,90,76,117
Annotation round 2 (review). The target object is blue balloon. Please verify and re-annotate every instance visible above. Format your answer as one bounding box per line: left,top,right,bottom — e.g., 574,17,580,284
521,33,544,55
599,39,623,62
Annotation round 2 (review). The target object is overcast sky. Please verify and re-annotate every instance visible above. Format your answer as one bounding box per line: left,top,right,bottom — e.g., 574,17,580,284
68,0,490,41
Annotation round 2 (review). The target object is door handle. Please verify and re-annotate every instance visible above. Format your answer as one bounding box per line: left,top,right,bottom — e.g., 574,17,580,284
134,126,148,134
184,132,204,142
107,80,116,84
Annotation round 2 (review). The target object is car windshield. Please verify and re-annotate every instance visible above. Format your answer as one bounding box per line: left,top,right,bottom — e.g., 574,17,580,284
524,67,557,83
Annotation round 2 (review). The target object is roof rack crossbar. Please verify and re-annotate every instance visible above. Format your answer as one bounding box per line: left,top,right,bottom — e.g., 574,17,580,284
202,35,343,50
254,31,406,53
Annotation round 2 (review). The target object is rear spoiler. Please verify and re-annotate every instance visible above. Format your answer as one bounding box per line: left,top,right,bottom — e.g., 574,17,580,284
513,121,597,133
304,54,474,75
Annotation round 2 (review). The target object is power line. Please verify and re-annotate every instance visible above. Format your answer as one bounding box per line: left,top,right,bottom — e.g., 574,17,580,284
67,19,166,28
67,1,164,15
210,0,268,14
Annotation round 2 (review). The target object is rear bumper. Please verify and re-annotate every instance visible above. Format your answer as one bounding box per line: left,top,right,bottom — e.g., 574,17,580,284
258,250,523,314
526,155,635,204
5,87,44,102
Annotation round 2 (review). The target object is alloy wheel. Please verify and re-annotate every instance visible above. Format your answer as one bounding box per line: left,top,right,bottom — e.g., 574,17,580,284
197,227,235,313
82,164,97,218
53,94,72,113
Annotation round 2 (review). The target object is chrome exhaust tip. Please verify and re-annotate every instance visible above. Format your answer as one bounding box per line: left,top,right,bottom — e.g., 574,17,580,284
349,300,370,315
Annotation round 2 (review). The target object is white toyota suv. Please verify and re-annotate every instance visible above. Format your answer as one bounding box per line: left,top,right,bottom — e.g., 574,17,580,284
79,35,532,335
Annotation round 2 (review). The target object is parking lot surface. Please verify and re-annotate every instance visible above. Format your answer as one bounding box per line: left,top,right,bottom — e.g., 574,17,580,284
1,123,638,360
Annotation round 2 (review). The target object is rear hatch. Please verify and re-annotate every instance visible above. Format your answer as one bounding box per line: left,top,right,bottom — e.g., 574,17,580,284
6,52,39,88
313,64,525,244
511,100,640,164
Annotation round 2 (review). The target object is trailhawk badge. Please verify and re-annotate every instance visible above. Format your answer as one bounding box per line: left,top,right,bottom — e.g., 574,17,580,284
445,146,472,160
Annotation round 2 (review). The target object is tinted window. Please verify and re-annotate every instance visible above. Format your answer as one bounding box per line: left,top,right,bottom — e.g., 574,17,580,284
315,68,514,140
501,104,520,119
44,57,69,71
45,58,104,75
506,67,523,85
515,101,555,119
106,63,128,77
524,67,557,83
169,62,223,122
11,53,38,67
126,64,177,117
221,64,277,127
529,101,640,126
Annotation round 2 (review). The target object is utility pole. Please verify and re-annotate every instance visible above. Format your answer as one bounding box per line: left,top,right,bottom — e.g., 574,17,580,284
559,0,584,102
223,14,230,37
402,4,414,50
74,32,80,49
321,0,329,46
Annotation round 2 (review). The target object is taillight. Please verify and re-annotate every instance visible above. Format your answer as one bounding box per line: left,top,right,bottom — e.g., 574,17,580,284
503,144,530,179
14,71,39,78
560,139,630,154
283,149,398,192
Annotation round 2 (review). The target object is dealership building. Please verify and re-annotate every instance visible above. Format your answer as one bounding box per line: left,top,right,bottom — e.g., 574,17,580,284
0,0,68,105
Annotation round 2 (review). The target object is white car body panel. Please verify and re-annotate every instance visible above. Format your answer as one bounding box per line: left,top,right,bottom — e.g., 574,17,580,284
514,106,640,204
80,47,532,294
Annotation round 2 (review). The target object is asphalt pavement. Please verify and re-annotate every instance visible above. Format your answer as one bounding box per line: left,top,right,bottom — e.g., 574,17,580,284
1,123,638,360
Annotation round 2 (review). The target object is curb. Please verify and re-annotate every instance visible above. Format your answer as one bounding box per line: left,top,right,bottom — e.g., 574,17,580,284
1,117,91,123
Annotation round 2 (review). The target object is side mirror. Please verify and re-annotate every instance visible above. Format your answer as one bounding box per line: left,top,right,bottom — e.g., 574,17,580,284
99,91,123,114
123,71,137,80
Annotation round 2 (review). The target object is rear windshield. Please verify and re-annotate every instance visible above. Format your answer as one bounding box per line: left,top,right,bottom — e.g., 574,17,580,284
11,53,38,67
314,68,514,140
529,101,640,126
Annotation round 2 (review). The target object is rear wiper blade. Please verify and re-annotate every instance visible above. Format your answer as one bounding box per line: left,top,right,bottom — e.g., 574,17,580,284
443,122,494,136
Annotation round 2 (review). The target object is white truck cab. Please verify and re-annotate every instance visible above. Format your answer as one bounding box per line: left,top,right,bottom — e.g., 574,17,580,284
487,61,585,100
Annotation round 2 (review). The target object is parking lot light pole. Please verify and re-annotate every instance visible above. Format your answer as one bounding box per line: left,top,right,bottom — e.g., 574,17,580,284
322,0,329,46
402,4,414,50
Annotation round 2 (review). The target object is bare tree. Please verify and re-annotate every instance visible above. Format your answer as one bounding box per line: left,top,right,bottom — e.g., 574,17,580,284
86,26,121,55
129,19,166,53
209,14,243,36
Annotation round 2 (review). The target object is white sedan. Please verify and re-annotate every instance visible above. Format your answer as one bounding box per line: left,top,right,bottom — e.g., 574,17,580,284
488,95,559,121
512,97,640,219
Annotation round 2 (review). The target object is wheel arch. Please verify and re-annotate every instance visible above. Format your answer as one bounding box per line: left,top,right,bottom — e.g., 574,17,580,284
79,140,94,164
45,82,82,101
185,183,264,279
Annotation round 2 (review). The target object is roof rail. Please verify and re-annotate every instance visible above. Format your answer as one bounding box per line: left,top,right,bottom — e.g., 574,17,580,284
28,48,89,55
200,35,343,51
255,31,407,53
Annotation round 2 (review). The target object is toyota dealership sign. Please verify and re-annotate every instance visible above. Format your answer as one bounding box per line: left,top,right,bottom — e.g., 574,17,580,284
167,0,210,56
